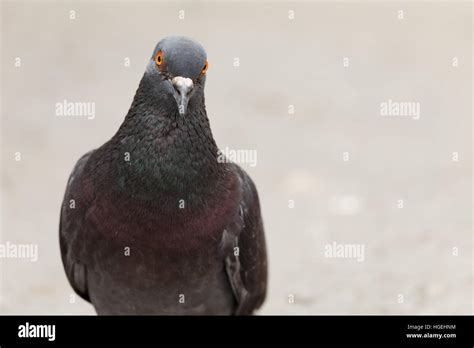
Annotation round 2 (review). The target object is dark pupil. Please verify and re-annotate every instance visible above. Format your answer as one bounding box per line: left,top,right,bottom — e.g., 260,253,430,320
158,56,161,62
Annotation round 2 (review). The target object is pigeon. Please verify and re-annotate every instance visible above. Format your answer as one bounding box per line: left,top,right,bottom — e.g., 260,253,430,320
59,36,268,315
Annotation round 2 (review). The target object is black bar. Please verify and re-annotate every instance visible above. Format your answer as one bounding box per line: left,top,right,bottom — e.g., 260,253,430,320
0,315,473,346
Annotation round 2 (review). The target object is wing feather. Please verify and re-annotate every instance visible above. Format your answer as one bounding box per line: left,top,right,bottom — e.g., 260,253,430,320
59,151,94,302
223,166,268,315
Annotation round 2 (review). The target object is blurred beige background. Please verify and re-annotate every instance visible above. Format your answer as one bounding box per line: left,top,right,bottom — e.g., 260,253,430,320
0,0,472,314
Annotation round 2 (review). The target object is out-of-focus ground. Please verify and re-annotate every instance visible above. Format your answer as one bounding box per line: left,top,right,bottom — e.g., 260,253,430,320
0,1,472,314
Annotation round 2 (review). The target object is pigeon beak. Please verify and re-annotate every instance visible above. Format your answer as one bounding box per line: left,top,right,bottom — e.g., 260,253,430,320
172,76,194,115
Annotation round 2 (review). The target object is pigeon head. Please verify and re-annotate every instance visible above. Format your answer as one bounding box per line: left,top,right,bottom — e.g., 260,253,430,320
145,36,208,116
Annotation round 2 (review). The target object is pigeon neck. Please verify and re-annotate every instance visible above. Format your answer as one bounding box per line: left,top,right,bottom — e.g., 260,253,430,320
110,76,226,194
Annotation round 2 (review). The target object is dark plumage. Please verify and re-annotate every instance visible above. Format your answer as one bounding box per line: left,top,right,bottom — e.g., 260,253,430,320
59,36,268,315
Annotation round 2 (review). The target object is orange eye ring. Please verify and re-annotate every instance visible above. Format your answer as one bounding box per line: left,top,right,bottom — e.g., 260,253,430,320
155,50,163,66
201,60,208,75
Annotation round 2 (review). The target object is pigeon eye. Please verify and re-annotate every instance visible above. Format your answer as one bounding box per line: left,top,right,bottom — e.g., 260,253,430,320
155,50,163,66
201,61,208,76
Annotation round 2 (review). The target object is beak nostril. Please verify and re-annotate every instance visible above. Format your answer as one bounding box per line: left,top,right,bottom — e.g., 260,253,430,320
172,85,182,95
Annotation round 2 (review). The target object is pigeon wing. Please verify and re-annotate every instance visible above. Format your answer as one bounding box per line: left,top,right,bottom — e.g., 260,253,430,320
222,165,268,315
59,151,94,303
